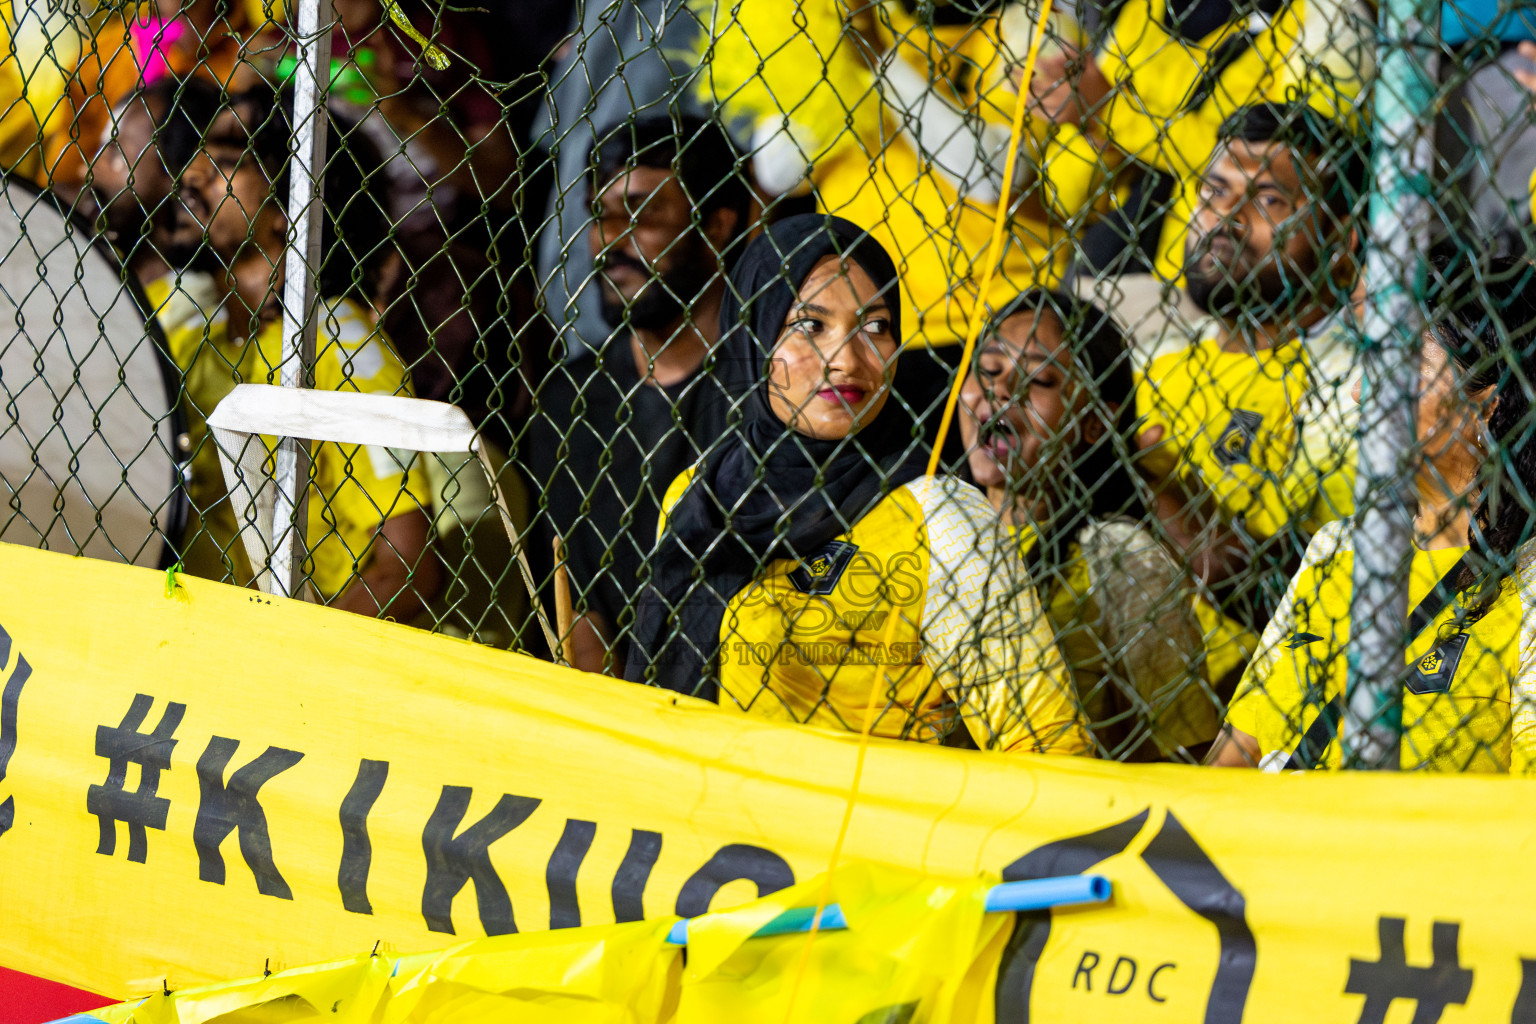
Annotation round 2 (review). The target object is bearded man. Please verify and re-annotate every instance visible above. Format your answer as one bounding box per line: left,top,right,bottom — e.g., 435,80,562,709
528,114,750,674
1133,101,1369,635
87,76,221,332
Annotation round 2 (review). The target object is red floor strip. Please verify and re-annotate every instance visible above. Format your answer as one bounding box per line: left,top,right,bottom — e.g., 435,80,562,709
0,968,113,1024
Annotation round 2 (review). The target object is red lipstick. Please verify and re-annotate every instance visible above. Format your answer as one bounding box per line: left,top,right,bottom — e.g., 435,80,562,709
818,385,866,404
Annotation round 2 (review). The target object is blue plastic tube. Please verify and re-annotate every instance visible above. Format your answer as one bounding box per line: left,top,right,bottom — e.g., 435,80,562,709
985,873,1112,914
665,873,1110,946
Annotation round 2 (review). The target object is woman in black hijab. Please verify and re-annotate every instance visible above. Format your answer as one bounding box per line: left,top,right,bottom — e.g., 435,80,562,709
626,214,1088,755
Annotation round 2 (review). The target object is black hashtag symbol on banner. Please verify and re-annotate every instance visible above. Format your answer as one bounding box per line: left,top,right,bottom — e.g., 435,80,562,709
86,694,185,863
1346,917,1473,1024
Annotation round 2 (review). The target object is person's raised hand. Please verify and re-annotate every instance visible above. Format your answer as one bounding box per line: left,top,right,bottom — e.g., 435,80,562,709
1010,47,1110,129
1013,50,1079,125
1133,423,1179,485
1516,41,1536,94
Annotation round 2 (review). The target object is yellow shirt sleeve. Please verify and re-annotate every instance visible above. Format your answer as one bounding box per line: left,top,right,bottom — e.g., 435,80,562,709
1280,379,1358,534
265,299,432,597
1033,120,1118,225
1529,163,1536,228
1510,560,1536,774
1225,520,1346,749
907,477,1092,756
1132,359,1181,483
656,465,699,540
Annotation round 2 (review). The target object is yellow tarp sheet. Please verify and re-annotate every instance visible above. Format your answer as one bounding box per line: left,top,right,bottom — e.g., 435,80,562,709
1,542,1534,1020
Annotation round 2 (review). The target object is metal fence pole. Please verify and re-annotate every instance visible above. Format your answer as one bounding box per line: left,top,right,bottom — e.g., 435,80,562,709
1344,0,1441,768
269,0,333,598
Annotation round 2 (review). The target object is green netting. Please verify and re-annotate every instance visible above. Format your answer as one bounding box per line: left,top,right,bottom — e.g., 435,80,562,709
2,0,1534,771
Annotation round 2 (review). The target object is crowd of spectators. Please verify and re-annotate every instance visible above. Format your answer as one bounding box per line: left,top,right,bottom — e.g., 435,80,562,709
14,0,1536,773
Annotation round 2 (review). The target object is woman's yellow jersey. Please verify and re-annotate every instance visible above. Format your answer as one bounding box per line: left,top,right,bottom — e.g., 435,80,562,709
1227,520,1536,772
162,297,430,598
657,471,1091,755
1135,332,1355,541
1015,519,1222,757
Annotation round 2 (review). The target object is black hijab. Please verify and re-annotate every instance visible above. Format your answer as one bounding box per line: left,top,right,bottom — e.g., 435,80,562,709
625,215,927,696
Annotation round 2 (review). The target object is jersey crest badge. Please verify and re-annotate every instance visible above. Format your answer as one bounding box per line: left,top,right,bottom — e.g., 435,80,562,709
1407,633,1468,694
1213,409,1264,467
790,540,858,596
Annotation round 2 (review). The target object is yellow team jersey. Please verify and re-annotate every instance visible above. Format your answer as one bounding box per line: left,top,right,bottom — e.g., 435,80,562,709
163,296,429,598
142,270,219,338
814,9,1070,348
1227,520,1536,772
1036,0,1370,281
1014,520,1221,756
658,470,1091,755
1135,331,1355,541
695,1,1070,348
0,1,90,184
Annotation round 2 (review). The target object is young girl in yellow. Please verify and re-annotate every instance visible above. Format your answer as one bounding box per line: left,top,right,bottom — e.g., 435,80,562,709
959,289,1223,761
625,216,1089,756
1212,257,1536,772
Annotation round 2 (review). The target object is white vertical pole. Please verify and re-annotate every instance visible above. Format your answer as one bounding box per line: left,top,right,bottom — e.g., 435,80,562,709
1344,0,1440,768
268,0,333,598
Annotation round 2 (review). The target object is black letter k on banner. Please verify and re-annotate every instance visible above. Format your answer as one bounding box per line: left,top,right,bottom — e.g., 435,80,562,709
421,786,541,936
194,736,304,899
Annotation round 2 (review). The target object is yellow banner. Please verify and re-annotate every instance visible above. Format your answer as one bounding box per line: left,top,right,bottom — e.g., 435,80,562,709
4,541,1536,1021
81,864,1004,1024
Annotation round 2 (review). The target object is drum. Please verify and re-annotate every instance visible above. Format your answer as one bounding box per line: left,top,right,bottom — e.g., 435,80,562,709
0,177,186,568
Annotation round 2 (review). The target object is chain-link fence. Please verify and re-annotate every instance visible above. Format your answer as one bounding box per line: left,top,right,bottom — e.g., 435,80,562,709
3,0,1534,771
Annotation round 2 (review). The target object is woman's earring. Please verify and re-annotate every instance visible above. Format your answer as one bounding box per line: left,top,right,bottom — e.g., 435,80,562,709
1475,423,1496,457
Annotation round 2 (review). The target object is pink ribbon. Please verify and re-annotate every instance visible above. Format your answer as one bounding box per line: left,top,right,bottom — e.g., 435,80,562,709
127,15,186,86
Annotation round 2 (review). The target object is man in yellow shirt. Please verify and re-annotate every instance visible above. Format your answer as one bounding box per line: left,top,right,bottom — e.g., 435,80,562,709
1135,101,1368,633
1024,0,1370,282
1218,521,1536,772
172,83,437,616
